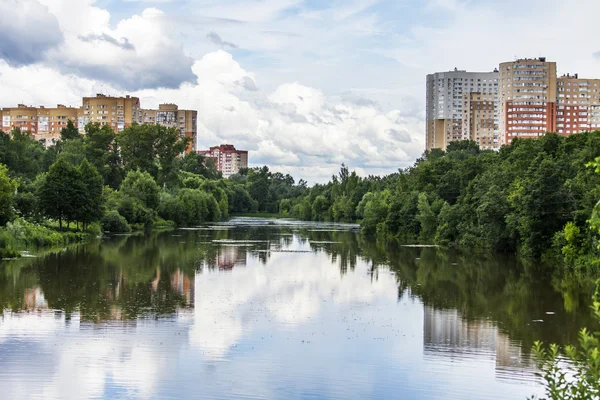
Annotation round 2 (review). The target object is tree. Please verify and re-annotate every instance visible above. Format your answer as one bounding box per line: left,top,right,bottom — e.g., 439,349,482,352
83,123,122,188
0,164,17,226
417,193,437,241
247,166,271,211
117,124,189,186
0,128,46,179
180,152,221,179
60,120,80,141
75,159,104,230
38,158,80,230
120,169,160,210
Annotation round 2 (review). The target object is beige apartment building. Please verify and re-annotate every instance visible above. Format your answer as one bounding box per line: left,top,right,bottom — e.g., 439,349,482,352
498,58,557,145
1,94,198,152
426,69,499,151
462,92,497,150
0,105,39,136
36,105,79,146
81,94,141,134
198,144,248,178
556,74,600,135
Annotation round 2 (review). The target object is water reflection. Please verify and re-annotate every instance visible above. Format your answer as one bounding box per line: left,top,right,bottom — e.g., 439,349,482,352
0,218,594,399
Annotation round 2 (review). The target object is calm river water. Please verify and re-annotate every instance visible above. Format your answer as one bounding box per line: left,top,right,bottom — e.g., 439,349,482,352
0,217,594,399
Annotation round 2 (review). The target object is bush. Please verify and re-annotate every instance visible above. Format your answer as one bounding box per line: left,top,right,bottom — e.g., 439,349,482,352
2,218,87,249
101,210,132,233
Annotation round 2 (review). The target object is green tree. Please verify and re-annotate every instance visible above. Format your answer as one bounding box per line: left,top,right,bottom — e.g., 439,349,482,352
75,159,104,230
417,193,437,241
83,123,122,188
120,169,160,210
118,124,189,186
0,164,17,226
60,120,80,141
38,158,80,230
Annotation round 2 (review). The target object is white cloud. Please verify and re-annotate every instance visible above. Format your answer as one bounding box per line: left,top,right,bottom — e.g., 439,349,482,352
0,0,63,66
134,50,423,182
35,0,194,90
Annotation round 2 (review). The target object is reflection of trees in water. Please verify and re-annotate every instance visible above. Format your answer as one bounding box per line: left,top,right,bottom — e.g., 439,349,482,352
0,226,595,350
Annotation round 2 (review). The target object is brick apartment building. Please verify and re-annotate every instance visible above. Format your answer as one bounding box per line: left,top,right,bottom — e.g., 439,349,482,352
198,144,248,178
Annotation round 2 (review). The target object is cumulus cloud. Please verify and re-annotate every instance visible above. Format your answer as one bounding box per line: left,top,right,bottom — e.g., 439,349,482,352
131,51,423,181
0,0,428,183
33,1,195,90
0,0,63,66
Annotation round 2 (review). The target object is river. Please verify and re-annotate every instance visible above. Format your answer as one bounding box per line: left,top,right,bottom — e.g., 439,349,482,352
0,217,594,399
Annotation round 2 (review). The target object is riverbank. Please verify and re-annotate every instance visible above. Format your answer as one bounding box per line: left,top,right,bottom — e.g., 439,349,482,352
0,219,95,258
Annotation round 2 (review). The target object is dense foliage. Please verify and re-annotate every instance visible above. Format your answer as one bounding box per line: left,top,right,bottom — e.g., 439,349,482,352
282,133,600,266
0,122,307,255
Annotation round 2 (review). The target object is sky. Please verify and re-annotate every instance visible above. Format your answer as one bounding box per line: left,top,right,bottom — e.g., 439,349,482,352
2,0,600,183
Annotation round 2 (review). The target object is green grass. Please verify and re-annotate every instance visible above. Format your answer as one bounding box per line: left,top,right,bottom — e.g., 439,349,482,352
0,219,94,259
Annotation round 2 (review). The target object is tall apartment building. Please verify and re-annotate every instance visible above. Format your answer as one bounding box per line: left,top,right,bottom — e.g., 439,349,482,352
498,58,557,145
81,94,142,134
463,92,498,150
556,74,600,135
426,69,499,151
141,104,198,152
198,144,248,178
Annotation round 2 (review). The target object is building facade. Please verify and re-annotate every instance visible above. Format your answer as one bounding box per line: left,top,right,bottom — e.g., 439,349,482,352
556,74,600,135
1,95,198,152
36,105,79,147
198,144,248,178
462,92,498,150
426,69,499,151
81,94,141,134
0,104,79,147
498,58,557,146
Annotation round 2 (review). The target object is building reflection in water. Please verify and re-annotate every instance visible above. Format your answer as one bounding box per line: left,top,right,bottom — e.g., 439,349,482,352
216,246,248,270
23,287,48,310
423,306,535,381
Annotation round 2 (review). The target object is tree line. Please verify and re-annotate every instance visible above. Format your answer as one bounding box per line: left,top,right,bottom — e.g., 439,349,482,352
281,133,600,269
0,121,308,244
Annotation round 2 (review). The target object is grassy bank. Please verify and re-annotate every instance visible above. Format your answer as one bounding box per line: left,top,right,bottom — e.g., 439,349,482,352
0,219,95,259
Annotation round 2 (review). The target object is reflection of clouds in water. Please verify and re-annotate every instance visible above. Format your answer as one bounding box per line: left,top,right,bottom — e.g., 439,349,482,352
190,247,399,359
0,312,192,400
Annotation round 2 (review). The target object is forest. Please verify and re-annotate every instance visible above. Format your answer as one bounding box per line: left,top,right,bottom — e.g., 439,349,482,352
0,121,306,257
283,133,600,273
4,122,600,274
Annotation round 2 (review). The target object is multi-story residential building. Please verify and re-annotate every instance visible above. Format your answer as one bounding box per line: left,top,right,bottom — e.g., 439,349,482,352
36,105,79,147
1,95,199,152
0,104,79,147
0,104,39,136
426,68,499,151
141,104,198,153
198,144,248,178
498,58,557,146
462,92,498,150
81,94,142,134
556,74,600,135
